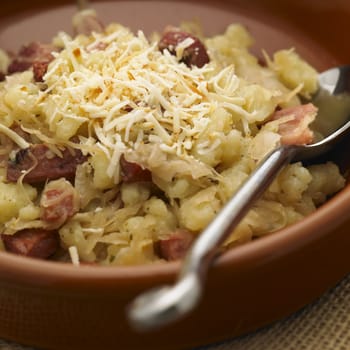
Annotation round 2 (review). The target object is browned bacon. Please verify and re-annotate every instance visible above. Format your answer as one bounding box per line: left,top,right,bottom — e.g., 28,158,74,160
40,179,80,229
158,27,210,68
155,229,194,261
270,103,317,145
7,144,87,184
120,155,152,183
7,42,57,82
1,229,59,259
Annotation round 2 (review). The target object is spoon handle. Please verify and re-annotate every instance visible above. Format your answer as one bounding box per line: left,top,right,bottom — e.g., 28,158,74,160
128,145,299,330
182,145,298,279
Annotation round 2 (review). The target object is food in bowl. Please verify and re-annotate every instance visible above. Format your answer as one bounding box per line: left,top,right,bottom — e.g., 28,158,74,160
0,9,345,266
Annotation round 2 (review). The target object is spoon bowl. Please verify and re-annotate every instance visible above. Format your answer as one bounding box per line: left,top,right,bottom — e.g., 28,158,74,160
128,65,350,331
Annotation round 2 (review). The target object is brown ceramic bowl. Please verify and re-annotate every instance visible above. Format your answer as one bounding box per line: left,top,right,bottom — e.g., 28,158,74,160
0,1,350,349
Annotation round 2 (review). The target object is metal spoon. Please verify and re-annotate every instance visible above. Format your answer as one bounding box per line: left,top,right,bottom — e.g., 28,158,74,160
127,65,350,331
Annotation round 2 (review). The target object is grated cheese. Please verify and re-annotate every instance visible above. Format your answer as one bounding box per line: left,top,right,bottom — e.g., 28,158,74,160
176,37,195,60
68,246,80,266
27,23,282,183
0,124,29,149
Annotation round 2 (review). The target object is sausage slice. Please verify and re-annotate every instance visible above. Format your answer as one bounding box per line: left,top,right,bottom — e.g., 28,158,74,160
40,179,80,229
7,42,57,82
159,27,210,68
120,155,152,183
2,229,59,259
7,144,87,184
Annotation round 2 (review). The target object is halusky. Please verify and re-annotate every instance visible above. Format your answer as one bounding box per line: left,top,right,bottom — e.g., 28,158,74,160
0,11,345,265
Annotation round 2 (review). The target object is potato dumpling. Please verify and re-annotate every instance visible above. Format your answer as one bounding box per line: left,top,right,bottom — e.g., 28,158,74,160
192,107,242,167
271,49,318,98
306,162,346,205
121,182,150,206
90,150,115,190
179,186,221,231
0,182,37,224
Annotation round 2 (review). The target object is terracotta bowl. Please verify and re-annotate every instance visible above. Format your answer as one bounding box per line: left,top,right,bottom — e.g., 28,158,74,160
0,1,350,349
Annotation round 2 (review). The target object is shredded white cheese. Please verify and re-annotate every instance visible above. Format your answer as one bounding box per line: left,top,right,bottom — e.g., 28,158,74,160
36,24,270,183
68,245,80,266
0,124,29,149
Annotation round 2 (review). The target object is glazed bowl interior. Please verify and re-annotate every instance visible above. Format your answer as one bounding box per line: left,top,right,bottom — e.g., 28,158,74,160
0,1,350,350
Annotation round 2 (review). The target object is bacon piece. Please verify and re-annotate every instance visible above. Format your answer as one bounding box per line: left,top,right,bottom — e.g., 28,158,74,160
7,42,57,82
270,103,317,145
155,229,194,261
72,9,104,36
40,179,80,229
6,144,87,184
1,229,59,259
120,155,152,183
158,27,210,68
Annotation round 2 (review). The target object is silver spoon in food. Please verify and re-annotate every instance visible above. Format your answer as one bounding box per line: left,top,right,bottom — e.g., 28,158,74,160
127,65,350,331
